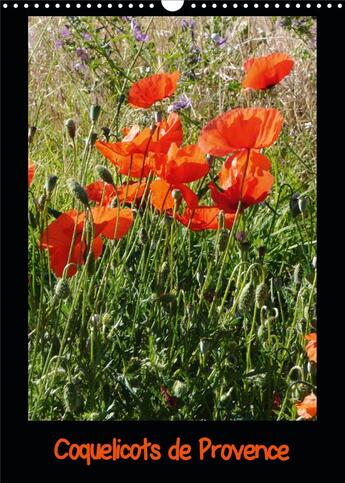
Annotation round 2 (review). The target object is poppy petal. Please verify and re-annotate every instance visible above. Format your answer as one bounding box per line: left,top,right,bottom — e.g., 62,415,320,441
128,71,180,109
198,107,284,156
242,52,294,90
28,163,35,188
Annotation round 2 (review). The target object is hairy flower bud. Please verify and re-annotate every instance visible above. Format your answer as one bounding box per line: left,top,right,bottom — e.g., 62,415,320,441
255,282,269,308
218,229,229,252
63,381,82,413
55,278,70,300
45,175,58,195
90,104,101,123
67,178,89,206
65,119,76,139
95,165,114,185
238,281,255,312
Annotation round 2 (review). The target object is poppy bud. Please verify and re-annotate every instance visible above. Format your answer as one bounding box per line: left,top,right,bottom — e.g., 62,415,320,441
255,282,269,308
37,193,47,211
28,126,37,144
290,193,301,217
199,337,211,356
101,126,111,141
87,253,96,275
45,175,58,195
312,256,317,271
55,278,70,300
95,165,114,185
160,261,170,280
298,196,308,215
90,132,98,146
90,314,101,327
171,188,182,202
102,313,112,328
154,111,163,123
273,276,282,291
63,381,82,413
65,119,76,139
139,228,149,244
218,210,225,229
67,178,89,206
218,229,229,252
196,271,204,286
172,380,188,399
238,281,255,312
90,104,101,123
258,245,266,258
293,263,303,286
118,94,125,104
206,154,215,167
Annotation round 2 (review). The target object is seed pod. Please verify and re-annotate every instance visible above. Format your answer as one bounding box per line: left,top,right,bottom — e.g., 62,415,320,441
45,175,58,195
255,282,269,308
238,281,255,312
67,178,89,206
63,382,82,413
95,165,114,185
90,104,101,123
172,380,188,399
293,263,303,286
218,229,229,252
55,278,70,300
65,119,76,139
28,126,37,144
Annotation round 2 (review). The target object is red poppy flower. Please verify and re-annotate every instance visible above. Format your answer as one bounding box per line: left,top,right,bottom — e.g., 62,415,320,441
153,143,209,185
209,150,274,211
296,393,317,420
128,71,180,109
150,179,198,212
149,143,208,212
28,163,35,187
95,113,183,178
175,206,236,231
40,207,133,277
198,108,284,157
305,333,317,363
85,181,146,206
242,53,294,90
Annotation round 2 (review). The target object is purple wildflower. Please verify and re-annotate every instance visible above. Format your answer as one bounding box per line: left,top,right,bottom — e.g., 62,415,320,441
167,94,192,113
73,62,87,73
211,33,227,48
130,20,149,43
121,16,133,22
76,48,89,62
83,32,92,41
55,40,64,48
60,26,71,38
